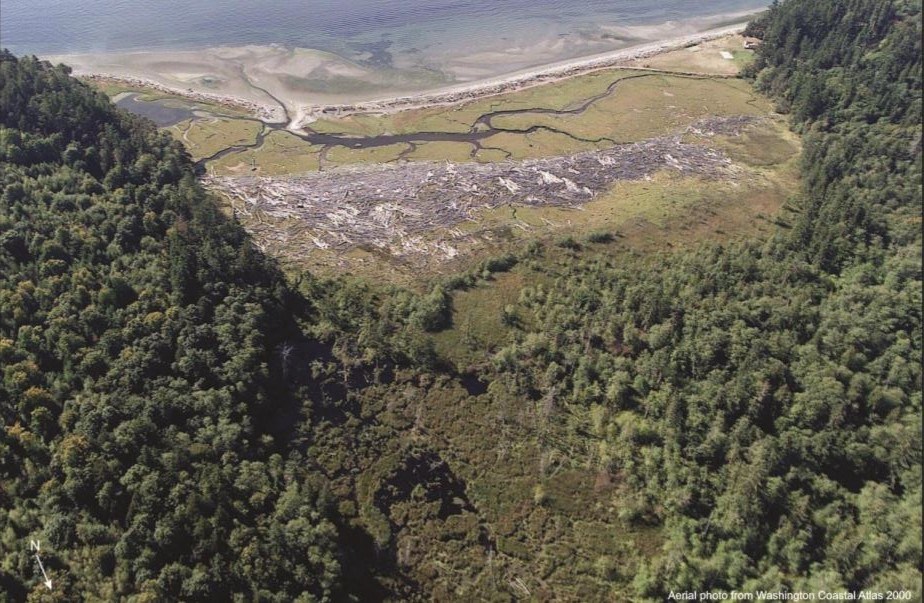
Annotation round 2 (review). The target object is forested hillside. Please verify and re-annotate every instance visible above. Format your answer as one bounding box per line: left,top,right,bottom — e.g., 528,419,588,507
480,0,921,595
486,0,922,594
0,0,921,600
0,53,345,601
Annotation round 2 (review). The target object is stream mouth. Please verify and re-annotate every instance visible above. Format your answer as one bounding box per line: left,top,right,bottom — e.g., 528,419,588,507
194,125,503,172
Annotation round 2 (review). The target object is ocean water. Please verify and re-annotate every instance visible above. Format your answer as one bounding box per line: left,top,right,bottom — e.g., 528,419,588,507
1,0,768,60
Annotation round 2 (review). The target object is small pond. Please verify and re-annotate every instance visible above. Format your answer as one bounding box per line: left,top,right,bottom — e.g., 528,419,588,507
115,93,197,126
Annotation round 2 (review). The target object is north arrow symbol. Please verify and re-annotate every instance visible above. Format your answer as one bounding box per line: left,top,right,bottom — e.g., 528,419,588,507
30,540,52,590
34,553,52,590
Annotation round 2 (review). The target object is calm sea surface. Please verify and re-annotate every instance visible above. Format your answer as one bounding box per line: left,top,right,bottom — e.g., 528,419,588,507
1,0,768,59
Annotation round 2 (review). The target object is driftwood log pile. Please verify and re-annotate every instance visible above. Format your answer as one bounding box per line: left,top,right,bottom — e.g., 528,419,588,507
205,117,756,260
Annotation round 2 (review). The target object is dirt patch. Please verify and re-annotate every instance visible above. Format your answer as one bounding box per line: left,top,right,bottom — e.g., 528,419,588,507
628,34,756,75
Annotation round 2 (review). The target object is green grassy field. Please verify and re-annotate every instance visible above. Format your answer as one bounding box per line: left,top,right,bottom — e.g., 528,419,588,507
303,72,770,167
168,117,263,161
98,65,772,175
489,76,768,143
205,130,325,174
309,69,635,137
405,141,476,162
325,142,411,165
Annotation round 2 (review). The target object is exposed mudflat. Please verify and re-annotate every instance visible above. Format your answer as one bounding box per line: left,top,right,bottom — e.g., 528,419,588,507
206,116,756,259
53,26,751,129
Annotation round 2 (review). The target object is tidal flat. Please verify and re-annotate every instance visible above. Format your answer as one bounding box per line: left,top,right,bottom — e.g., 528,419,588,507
47,11,762,128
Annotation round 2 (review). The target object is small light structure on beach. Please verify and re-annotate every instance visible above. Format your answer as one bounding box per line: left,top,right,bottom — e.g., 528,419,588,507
719,51,734,60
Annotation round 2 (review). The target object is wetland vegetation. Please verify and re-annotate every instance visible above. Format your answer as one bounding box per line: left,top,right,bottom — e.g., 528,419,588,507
1,0,920,600
106,37,794,279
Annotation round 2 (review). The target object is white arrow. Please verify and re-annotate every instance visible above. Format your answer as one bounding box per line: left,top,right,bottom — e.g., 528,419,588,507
34,553,52,590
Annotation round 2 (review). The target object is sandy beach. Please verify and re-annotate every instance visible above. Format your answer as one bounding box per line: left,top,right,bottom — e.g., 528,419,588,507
47,19,755,130
294,24,751,126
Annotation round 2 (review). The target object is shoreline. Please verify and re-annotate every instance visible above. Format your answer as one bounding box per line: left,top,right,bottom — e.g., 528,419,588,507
292,23,750,127
80,74,287,122
63,21,753,130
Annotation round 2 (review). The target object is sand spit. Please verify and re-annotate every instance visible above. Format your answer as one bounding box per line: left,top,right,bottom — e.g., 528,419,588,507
81,74,285,122
49,22,751,131
294,24,750,126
